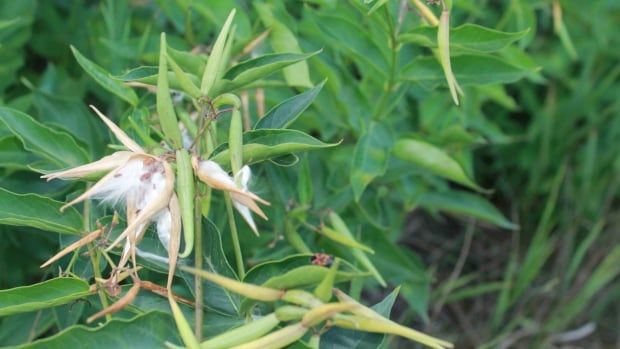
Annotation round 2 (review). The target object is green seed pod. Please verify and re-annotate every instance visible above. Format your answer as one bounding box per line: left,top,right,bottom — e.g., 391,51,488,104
167,52,201,98
328,212,386,287
281,290,323,308
200,313,280,349
319,226,375,254
229,323,307,349
201,9,236,96
301,302,357,327
313,258,340,302
181,266,282,302
169,295,201,349
157,33,183,148
275,305,307,322
284,220,311,254
167,45,206,77
308,334,320,349
229,108,243,176
437,7,461,106
176,149,195,258
333,314,453,349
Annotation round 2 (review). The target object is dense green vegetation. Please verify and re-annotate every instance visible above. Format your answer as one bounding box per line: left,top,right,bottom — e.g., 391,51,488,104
0,1,618,348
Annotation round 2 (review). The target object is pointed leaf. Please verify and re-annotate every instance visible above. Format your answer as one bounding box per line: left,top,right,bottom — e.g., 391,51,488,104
351,122,393,201
0,187,83,235
393,138,483,191
9,312,181,349
0,278,89,317
400,24,529,53
419,191,518,229
212,51,320,95
400,54,529,87
70,46,138,106
0,107,89,167
210,129,339,169
255,80,325,130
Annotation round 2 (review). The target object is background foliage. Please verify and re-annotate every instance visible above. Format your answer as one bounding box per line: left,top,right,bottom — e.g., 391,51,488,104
0,0,619,348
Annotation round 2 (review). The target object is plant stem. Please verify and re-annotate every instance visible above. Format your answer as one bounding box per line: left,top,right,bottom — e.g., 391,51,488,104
224,194,245,278
82,191,111,321
372,6,399,121
193,191,203,340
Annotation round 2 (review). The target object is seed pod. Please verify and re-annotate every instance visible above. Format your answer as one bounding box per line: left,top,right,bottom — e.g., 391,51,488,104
319,226,375,254
281,290,323,308
333,314,453,349
275,305,307,322
313,258,340,302
181,266,282,302
157,33,183,148
167,194,182,289
169,294,200,349
167,51,201,98
229,108,243,176
284,220,311,254
328,212,386,287
301,302,357,327
106,160,175,252
40,228,102,268
176,149,195,258
437,6,461,106
199,313,280,349
201,9,236,96
229,323,307,349
308,334,320,349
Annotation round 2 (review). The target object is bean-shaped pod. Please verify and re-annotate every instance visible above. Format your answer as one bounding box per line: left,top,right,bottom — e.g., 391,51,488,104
176,149,195,258
157,33,183,148
200,313,280,349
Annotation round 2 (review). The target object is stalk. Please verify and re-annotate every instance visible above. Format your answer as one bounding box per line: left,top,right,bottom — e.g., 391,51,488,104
194,194,203,340
225,194,245,278
82,187,111,321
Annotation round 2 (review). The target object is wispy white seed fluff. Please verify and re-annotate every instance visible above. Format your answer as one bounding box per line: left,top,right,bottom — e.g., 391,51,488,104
156,209,172,251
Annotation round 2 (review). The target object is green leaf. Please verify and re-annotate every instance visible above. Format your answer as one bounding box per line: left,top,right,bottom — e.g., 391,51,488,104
0,310,55,346
329,212,386,287
0,107,90,167
393,138,483,191
254,80,325,130
209,129,339,168
0,136,37,170
114,66,201,89
400,54,529,87
256,3,312,88
0,187,83,235
70,46,138,106
157,33,182,148
308,12,388,76
419,190,518,229
350,122,393,201
321,288,399,348
8,312,181,349
400,24,528,53
167,46,207,77
212,51,320,95
0,278,89,317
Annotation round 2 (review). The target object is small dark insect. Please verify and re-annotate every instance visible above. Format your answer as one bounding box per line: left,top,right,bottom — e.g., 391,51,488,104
310,253,334,267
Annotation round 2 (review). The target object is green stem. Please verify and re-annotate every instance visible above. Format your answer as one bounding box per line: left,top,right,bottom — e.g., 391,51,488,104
194,190,204,340
372,6,399,121
82,192,111,321
224,194,245,278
